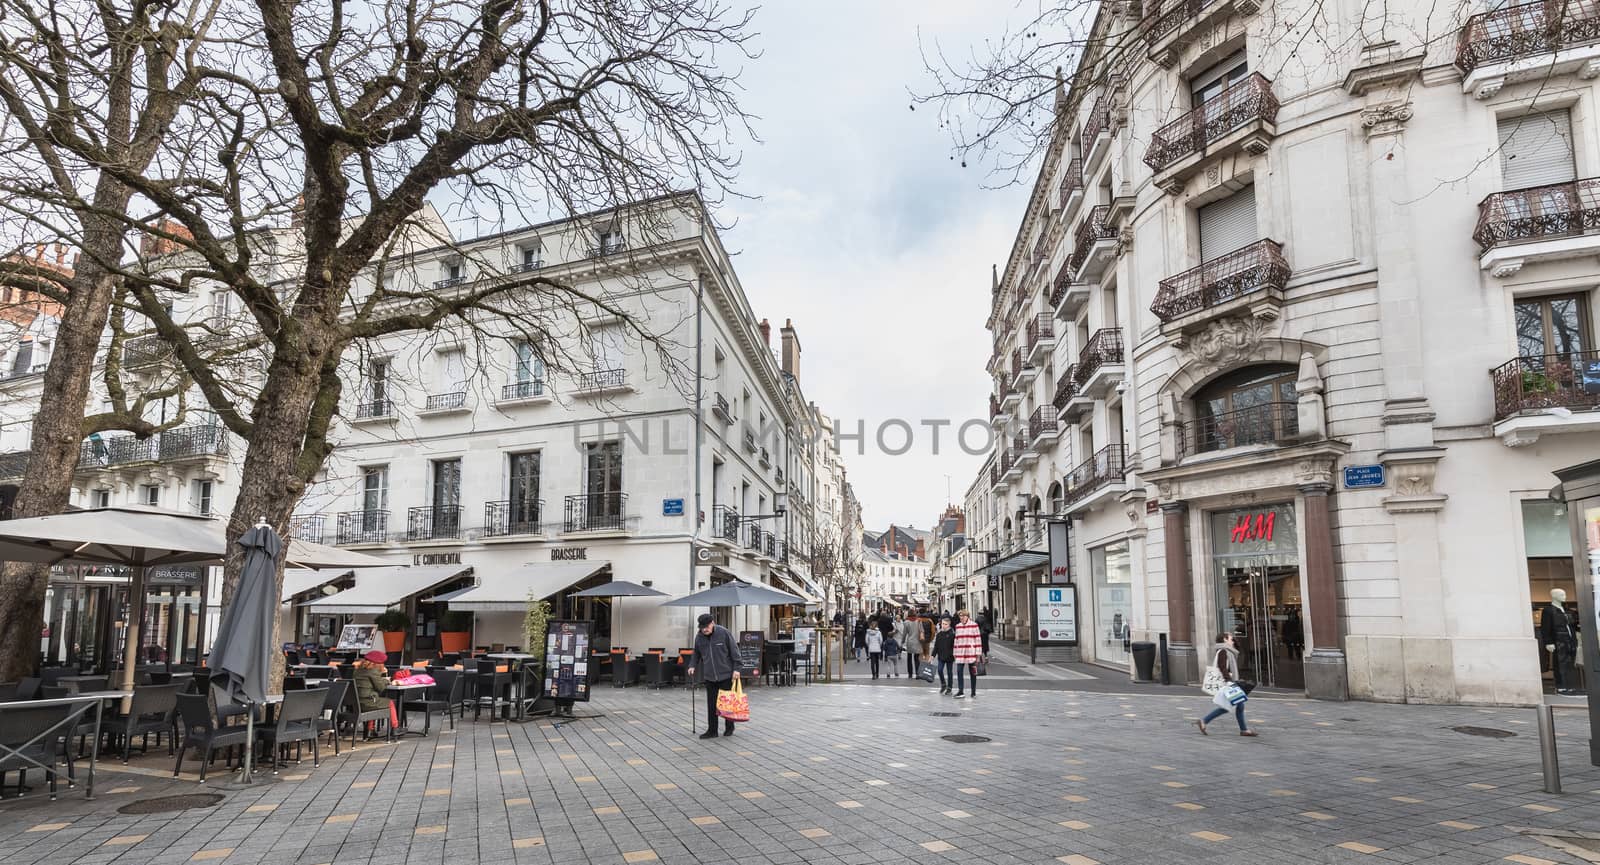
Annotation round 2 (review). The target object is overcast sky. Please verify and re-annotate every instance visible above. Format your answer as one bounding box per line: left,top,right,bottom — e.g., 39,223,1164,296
723,2,1030,533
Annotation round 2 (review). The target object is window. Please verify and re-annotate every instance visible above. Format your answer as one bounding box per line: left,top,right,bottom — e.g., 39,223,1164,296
209,289,231,323
597,228,624,255
430,458,462,534
364,359,389,412
1191,50,1247,106
509,451,541,527
192,480,213,516
10,341,33,376
1197,186,1257,261
141,484,160,507
1498,110,1575,191
583,441,623,527
521,246,542,268
444,261,462,281
438,350,465,395
362,466,388,513
92,489,110,509
588,325,625,373
1192,365,1298,452
514,341,543,385
1515,293,1590,359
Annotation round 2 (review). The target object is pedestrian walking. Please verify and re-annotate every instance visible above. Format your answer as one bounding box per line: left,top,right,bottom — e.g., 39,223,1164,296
865,624,884,679
1197,632,1256,737
687,613,743,740
853,617,868,662
952,609,985,699
933,616,955,694
900,613,921,678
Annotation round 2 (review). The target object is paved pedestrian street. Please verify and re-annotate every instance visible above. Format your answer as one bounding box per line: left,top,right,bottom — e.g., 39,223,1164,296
2,683,1597,865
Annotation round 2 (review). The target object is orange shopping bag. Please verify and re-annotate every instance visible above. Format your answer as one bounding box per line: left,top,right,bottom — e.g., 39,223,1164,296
715,679,749,722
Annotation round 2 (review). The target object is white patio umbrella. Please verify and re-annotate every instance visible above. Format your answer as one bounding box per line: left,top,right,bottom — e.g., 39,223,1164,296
0,507,387,701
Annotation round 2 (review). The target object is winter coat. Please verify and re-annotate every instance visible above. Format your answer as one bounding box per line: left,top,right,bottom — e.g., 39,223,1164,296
853,622,868,648
1212,643,1241,683
865,628,884,655
933,629,955,663
691,625,743,683
953,620,984,665
353,664,391,712
898,619,919,654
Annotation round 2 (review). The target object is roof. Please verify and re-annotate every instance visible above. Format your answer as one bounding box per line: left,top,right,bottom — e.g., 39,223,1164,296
425,560,609,612
300,564,473,614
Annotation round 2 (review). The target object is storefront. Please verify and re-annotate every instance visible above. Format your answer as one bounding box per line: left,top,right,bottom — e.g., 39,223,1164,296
1208,503,1304,690
1088,542,1133,669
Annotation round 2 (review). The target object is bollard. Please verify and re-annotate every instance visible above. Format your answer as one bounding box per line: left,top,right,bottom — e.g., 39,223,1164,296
1536,703,1561,794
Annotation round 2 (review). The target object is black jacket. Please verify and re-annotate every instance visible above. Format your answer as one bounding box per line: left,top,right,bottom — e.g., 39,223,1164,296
691,625,742,682
1540,603,1578,650
933,630,955,663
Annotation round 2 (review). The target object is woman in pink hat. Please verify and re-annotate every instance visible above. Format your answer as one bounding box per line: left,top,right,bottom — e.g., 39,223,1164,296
353,649,393,714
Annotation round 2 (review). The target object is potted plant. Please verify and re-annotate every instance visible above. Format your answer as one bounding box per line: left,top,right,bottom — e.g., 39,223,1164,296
523,597,557,713
374,609,411,657
439,610,474,655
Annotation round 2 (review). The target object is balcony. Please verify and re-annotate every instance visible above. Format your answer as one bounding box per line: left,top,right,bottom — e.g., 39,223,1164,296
419,391,468,416
1029,407,1060,447
1151,239,1291,332
2,363,47,383
1489,350,1600,445
1062,444,1129,514
1456,0,1600,99
1003,446,1024,480
352,398,395,423
433,275,467,290
1012,348,1037,390
1069,205,1117,282
288,514,326,545
989,394,1005,430
336,510,389,545
78,436,156,470
1473,177,1600,277
998,372,1021,412
497,379,549,406
1081,80,1122,172
713,505,740,545
1142,0,1262,67
1054,367,1089,423
509,259,544,273
1178,401,1300,459
406,506,463,542
763,533,777,559
1050,266,1091,319
759,447,771,469
157,424,228,462
742,425,758,453
589,240,628,258
775,467,785,485
576,368,628,396
1015,433,1037,467
122,335,171,368
563,492,627,533
1026,314,1056,364
712,392,734,425
990,464,1005,493
1074,328,1126,398
1144,73,1278,195
745,523,764,553
1057,157,1084,216
483,499,544,537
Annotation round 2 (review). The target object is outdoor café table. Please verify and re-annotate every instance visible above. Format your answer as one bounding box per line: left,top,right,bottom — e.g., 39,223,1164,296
383,682,433,737
56,675,108,693
0,690,129,799
485,654,538,721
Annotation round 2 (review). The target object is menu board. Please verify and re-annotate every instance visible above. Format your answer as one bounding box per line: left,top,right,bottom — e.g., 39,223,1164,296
336,624,379,652
737,630,764,672
793,627,816,660
543,619,592,702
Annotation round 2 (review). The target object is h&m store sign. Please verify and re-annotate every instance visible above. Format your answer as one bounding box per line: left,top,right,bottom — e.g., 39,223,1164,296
1213,503,1297,555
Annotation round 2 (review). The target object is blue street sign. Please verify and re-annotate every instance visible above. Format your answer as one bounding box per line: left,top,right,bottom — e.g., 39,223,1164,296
662,498,685,516
1343,465,1386,489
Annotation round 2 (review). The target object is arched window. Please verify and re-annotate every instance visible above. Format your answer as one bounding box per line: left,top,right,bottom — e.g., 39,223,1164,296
1192,364,1298,454
1047,482,1063,514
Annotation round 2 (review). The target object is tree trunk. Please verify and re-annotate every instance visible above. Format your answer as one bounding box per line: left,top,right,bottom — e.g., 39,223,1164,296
0,213,130,682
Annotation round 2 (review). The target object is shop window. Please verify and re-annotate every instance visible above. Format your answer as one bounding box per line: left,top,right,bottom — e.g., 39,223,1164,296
1090,542,1133,668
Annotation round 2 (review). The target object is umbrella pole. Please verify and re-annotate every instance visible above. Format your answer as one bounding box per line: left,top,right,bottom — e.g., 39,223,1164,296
118,565,148,714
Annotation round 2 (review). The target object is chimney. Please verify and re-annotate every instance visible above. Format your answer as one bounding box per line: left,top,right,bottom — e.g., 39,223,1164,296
139,218,193,258
780,318,801,381
758,318,771,347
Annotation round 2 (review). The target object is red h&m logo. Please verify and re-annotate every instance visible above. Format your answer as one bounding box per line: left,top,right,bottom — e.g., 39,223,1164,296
1052,566,1069,577
1230,511,1276,544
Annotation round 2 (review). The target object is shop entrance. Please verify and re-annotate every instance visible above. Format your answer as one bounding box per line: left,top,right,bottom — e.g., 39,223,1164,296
1210,504,1303,690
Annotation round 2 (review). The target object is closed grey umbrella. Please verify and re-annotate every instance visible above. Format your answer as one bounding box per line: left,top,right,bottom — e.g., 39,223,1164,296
207,524,281,784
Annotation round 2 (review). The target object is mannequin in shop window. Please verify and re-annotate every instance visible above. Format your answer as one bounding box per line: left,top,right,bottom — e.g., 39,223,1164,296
1540,588,1581,696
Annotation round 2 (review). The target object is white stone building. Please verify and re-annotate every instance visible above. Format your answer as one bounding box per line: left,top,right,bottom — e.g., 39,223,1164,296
967,0,1600,704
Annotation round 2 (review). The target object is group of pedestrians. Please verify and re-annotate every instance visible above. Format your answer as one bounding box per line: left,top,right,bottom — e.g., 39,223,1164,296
849,608,991,699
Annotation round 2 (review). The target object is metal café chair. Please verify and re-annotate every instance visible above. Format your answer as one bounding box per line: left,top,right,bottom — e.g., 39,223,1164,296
256,689,325,773
111,683,180,763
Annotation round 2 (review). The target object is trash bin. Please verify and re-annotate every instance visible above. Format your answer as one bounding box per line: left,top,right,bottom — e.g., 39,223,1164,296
1132,641,1157,683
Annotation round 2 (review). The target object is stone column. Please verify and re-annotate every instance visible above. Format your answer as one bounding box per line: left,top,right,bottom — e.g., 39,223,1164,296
1161,502,1197,684
1300,482,1349,700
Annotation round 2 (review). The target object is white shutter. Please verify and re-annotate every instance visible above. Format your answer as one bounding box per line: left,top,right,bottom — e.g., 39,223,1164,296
1499,110,1575,190
1198,188,1258,261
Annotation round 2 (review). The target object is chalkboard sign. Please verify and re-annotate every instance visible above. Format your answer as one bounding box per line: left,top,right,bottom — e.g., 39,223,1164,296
737,630,764,673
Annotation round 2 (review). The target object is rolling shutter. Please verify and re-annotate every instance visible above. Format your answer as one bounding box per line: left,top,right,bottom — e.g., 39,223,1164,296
1498,110,1575,191
1198,187,1258,261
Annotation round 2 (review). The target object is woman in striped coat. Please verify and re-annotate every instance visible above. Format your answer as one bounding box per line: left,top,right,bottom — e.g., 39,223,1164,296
952,609,986,699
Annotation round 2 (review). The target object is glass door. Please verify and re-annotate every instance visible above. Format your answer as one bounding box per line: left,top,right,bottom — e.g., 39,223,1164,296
1216,557,1306,689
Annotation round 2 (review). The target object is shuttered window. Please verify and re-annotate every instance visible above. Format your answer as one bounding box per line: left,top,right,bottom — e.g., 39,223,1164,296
1498,110,1575,191
1198,187,1258,261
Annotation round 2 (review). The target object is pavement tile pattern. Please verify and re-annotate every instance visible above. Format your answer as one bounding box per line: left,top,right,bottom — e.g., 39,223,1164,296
0,678,1596,865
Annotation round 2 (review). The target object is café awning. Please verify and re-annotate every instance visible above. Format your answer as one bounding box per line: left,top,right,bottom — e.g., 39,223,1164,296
425,560,609,612
771,572,819,605
973,549,1048,578
300,564,473,614
281,567,353,603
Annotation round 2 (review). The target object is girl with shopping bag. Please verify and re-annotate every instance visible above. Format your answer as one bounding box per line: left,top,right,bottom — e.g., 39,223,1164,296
1197,632,1257,737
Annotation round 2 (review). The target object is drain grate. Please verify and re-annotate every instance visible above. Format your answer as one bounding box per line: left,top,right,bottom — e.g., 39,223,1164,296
941,734,992,744
1450,725,1516,739
826,718,849,723
117,793,225,815
929,711,961,718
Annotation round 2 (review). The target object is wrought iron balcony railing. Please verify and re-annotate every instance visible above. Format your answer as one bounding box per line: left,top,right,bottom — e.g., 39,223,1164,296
1082,84,1117,151
1151,239,1291,322
712,392,734,423
990,394,1002,420
579,368,626,390
354,399,392,419
484,499,544,537
288,514,326,544
1145,73,1279,171
3,363,47,381
1053,367,1078,410
1141,0,1223,45
1074,328,1125,385
1491,349,1600,420
406,506,463,541
1473,177,1600,250
157,424,228,461
764,533,776,558
501,380,544,401
1029,407,1059,441
1068,206,1114,273
434,276,466,290
1011,348,1030,380
564,492,626,533
79,435,156,468
589,240,628,257
1179,401,1300,457
509,260,544,273
745,523,764,551
1058,157,1084,209
424,392,466,411
336,510,389,545
714,505,740,542
122,335,171,367
1456,0,1600,73
1063,444,1128,506
1026,314,1054,351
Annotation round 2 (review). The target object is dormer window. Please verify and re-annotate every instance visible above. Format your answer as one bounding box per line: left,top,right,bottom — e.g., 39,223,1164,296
598,228,624,255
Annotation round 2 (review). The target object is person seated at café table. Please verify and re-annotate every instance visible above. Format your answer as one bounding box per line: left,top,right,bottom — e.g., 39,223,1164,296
353,650,392,734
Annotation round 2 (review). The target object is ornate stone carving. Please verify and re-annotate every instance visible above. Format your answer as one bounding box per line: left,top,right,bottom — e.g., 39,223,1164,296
1379,447,1447,514
1180,315,1273,374
1116,224,1135,257
1361,102,1413,138
1293,457,1335,487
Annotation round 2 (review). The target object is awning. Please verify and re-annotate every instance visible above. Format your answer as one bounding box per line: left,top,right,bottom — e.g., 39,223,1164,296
792,571,825,600
281,568,352,603
973,549,1048,578
771,571,820,605
425,560,609,612
889,593,909,605
300,564,472,614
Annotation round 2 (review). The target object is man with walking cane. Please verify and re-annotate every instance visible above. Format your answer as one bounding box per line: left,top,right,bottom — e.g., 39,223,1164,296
687,613,742,739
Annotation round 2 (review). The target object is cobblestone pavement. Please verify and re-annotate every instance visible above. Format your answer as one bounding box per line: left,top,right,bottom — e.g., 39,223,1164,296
1,682,1597,865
